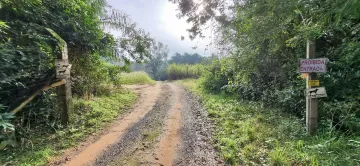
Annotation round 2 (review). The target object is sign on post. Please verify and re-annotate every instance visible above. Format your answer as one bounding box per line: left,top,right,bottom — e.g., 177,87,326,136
308,80,320,86
306,87,327,99
55,59,71,79
299,58,327,73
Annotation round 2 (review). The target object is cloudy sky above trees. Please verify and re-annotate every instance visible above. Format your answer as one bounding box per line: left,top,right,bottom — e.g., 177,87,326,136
107,0,213,56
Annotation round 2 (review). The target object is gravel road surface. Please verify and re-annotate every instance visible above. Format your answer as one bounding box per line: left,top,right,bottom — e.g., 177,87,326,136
53,82,222,166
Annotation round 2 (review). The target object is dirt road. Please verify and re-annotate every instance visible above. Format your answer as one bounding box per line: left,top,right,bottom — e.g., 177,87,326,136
52,82,222,166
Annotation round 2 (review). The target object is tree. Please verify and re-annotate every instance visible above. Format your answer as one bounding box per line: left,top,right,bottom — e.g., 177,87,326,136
0,0,158,150
168,52,203,64
173,0,360,135
168,0,231,39
146,42,169,80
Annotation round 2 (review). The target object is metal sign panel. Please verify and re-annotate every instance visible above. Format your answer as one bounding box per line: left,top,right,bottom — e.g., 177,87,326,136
299,58,327,73
308,80,320,86
306,87,327,98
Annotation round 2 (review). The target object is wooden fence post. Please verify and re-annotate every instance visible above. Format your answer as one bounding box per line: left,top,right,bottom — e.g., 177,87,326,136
306,40,318,135
55,43,72,125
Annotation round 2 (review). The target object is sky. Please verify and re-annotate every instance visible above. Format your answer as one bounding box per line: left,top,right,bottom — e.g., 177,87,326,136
106,0,213,57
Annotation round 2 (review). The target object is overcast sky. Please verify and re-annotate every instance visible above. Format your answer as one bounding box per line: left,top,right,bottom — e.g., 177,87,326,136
107,0,213,57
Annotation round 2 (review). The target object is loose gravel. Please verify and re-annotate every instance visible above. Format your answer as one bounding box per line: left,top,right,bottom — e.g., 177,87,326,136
94,84,174,166
55,83,223,166
173,88,224,166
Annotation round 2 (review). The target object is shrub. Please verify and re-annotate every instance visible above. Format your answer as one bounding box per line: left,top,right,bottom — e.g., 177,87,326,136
199,59,231,93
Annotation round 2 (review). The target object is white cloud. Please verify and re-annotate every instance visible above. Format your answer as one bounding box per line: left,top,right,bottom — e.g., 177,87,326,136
106,0,212,56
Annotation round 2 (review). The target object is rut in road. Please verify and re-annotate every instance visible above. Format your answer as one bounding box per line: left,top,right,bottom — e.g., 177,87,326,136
51,84,161,166
155,83,182,166
52,83,222,166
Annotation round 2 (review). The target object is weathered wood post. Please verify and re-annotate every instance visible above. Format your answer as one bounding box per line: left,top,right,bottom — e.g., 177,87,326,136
55,41,72,125
306,40,318,135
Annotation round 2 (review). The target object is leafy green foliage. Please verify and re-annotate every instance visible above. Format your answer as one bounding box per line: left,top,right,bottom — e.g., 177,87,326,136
0,87,137,165
131,52,206,81
179,79,360,165
175,0,360,134
0,0,159,159
145,42,169,80
0,104,15,151
199,58,232,93
172,0,360,164
168,52,203,64
0,106,14,132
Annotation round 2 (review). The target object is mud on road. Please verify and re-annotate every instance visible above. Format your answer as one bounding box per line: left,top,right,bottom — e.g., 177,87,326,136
53,83,222,166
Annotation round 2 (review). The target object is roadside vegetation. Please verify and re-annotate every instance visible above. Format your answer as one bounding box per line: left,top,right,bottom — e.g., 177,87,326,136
119,72,156,85
169,0,360,165
0,86,137,165
178,79,360,165
168,64,203,80
131,52,211,81
2,0,360,165
0,0,158,165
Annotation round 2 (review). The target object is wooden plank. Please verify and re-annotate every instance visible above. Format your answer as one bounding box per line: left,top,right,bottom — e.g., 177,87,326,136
306,40,318,136
10,80,66,115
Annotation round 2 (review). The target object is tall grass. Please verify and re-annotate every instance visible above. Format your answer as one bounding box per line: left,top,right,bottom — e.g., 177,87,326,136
168,63,203,80
118,71,156,85
177,79,360,166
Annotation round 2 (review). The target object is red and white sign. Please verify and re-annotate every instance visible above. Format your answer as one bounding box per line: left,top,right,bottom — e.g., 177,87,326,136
299,58,327,73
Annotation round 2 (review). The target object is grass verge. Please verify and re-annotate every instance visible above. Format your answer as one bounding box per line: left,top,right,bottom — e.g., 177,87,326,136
176,79,360,166
0,88,137,166
118,71,156,85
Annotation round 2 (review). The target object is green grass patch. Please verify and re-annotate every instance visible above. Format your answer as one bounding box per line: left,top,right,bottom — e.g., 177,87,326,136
0,88,137,166
118,71,156,85
177,79,360,166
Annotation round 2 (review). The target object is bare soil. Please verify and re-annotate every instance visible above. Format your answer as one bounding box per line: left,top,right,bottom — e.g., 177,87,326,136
51,83,161,166
155,83,182,166
51,83,222,166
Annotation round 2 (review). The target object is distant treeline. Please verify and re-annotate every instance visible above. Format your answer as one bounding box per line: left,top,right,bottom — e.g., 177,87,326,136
131,52,216,81
168,64,203,80
169,53,202,64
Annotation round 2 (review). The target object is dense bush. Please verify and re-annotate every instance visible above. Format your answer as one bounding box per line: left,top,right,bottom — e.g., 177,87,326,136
171,0,360,164
0,0,156,157
199,59,231,93
189,0,360,135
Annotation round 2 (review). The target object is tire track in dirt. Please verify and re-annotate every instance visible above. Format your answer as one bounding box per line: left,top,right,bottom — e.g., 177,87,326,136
155,83,183,166
173,88,223,166
95,83,174,166
52,83,161,166
52,83,222,166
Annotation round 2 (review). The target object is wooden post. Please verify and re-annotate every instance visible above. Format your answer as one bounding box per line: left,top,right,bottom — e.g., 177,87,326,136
55,43,72,125
306,40,318,135
10,80,66,115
